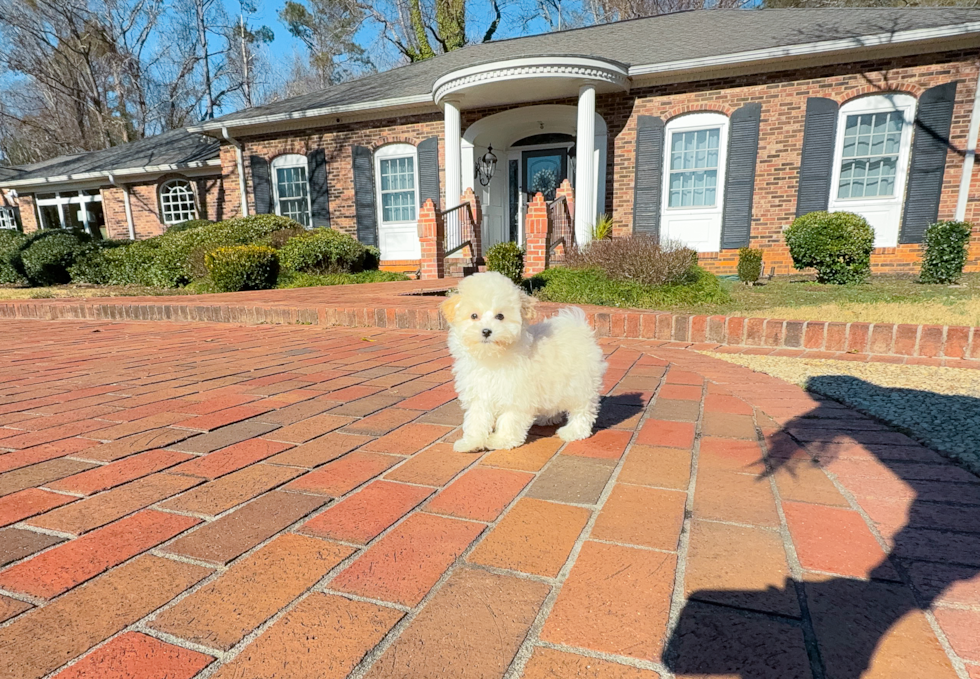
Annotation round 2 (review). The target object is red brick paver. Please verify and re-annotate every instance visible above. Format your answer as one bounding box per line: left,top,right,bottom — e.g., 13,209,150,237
0,319,976,678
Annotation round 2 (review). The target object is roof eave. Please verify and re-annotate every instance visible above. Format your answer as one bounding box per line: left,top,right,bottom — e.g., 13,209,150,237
0,158,222,189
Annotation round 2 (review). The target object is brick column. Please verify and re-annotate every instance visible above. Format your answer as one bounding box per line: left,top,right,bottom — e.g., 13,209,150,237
418,199,445,280
556,178,574,220
461,187,483,264
524,192,549,278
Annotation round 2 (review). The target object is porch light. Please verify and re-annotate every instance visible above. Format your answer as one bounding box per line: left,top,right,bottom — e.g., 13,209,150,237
475,144,497,186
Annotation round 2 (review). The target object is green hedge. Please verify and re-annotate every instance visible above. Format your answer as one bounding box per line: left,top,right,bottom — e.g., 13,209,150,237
0,230,28,284
7,229,92,286
204,245,280,292
532,265,730,309
919,220,973,284
67,240,129,285
784,211,874,285
278,228,374,274
166,219,212,233
485,242,524,285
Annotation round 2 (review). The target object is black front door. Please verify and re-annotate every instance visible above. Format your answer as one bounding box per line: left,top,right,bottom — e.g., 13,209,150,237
522,148,568,202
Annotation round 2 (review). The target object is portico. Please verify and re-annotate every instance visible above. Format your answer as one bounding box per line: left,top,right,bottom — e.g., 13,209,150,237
432,56,629,250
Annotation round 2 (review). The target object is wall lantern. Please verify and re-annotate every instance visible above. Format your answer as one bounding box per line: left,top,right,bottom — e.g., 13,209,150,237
475,144,497,186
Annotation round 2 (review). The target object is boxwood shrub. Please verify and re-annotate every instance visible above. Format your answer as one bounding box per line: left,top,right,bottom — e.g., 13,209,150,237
485,242,525,285
784,211,874,284
204,245,280,292
919,220,973,284
278,228,373,274
737,247,763,284
7,229,92,286
0,230,28,284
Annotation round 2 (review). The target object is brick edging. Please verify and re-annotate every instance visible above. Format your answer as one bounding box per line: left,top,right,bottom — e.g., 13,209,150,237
2,301,977,361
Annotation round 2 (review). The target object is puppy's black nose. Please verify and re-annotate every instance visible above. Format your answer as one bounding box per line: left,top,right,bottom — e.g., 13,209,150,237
482,328,492,338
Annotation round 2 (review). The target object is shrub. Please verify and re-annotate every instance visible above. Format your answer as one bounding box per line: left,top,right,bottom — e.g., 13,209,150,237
784,211,874,284
278,228,372,274
485,241,524,285
68,241,128,285
167,219,212,233
204,245,279,292
737,247,763,284
0,230,28,284
566,235,696,287
532,265,730,309
8,229,91,286
919,220,973,284
260,226,307,249
591,214,613,241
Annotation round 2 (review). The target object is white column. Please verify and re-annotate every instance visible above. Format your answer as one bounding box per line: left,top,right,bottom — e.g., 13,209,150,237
575,83,596,245
122,185,136,240
444,99,462,209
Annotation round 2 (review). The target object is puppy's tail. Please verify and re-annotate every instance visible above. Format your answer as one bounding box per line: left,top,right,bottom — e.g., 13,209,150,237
555,306,593,332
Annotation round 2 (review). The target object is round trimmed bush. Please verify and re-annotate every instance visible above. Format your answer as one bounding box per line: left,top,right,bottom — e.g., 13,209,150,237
0,230,28,284
737,247,763,284
204,245,279,292
919,220,973,284
67,241,128,285
485,242,525,285
278,228,372,274
784,211,874,284
9,229,92,286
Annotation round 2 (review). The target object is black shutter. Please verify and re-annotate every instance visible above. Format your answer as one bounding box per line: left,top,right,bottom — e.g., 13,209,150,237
249,155,272,214
721,103,762,249
417,136,441,209
901,82,958,244
307,148,330,229
632,115,665,238
796,97,839,217
352,145,378,247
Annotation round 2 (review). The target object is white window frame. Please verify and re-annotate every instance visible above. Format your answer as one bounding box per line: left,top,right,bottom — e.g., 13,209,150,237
271,153,312,227
829,93,916,248
34,190,103,233
374,144,419,226
660,112,730,253
159,178,198,225
0,206,17,230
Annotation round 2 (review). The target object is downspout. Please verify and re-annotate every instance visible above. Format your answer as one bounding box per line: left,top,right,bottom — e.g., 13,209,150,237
222,126,249,217
108,173,136,240
955,66,980,221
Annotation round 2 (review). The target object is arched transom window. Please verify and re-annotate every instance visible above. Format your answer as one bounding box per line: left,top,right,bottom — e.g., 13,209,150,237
159,179,198,225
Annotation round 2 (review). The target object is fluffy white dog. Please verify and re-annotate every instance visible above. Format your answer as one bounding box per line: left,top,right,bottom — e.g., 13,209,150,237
440,271,607,452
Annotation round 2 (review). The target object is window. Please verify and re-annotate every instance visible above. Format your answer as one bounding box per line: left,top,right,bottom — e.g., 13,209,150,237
376,146,417,223
34,190,104,236
668,127,721,208
271,154,311,227
829,94,916,248
159,179,198,225
0,207,17,230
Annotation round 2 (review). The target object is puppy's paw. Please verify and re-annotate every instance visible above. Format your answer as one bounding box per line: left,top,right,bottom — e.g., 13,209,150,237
557,421,592,442
534,413,564,427
453,438,486,453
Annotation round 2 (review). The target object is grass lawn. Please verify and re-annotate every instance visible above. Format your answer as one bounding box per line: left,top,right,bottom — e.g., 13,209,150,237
0,285,196,300
708,273,980,326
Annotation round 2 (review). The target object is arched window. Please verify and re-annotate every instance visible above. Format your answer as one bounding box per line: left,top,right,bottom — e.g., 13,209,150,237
660,112,730,252
271,154,311,227
159,179,198,225
829,93,916,248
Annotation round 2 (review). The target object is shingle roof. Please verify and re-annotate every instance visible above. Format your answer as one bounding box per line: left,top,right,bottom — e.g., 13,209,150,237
0,128,220,185
203,7,980,128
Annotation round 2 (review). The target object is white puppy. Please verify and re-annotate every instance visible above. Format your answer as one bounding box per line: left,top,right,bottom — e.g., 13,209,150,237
440,271,607,452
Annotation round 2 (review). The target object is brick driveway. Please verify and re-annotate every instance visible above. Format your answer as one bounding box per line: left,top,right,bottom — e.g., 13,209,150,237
0,319,977,679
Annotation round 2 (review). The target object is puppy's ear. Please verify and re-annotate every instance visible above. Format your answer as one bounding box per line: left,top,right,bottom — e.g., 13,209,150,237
521,293,537,322
440,294,461,323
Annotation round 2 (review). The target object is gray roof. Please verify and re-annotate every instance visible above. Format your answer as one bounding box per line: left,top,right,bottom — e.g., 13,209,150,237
205,7,980,127
0,127,220,185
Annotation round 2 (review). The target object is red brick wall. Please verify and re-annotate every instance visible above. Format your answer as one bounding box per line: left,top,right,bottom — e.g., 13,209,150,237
17,194,38,233
225,113,444,238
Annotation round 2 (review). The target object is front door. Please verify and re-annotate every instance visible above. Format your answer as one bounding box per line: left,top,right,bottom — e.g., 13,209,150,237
523,148,568,201
481,156,509,251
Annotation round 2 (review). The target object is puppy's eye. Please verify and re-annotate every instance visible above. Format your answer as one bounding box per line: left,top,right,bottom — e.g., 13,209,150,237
495,313,504,321
470,313,478,320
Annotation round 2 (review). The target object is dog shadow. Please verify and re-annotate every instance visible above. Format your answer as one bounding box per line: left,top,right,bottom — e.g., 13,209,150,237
528,393,647,437
663,377,980,679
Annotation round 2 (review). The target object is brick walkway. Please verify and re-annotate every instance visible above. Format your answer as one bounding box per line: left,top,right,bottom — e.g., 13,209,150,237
0,319,977,679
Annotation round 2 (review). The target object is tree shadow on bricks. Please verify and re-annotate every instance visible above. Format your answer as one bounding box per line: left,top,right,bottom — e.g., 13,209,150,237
664,377,980,679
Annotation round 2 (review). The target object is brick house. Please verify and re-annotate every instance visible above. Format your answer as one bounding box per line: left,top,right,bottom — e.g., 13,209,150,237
3,8,980,276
